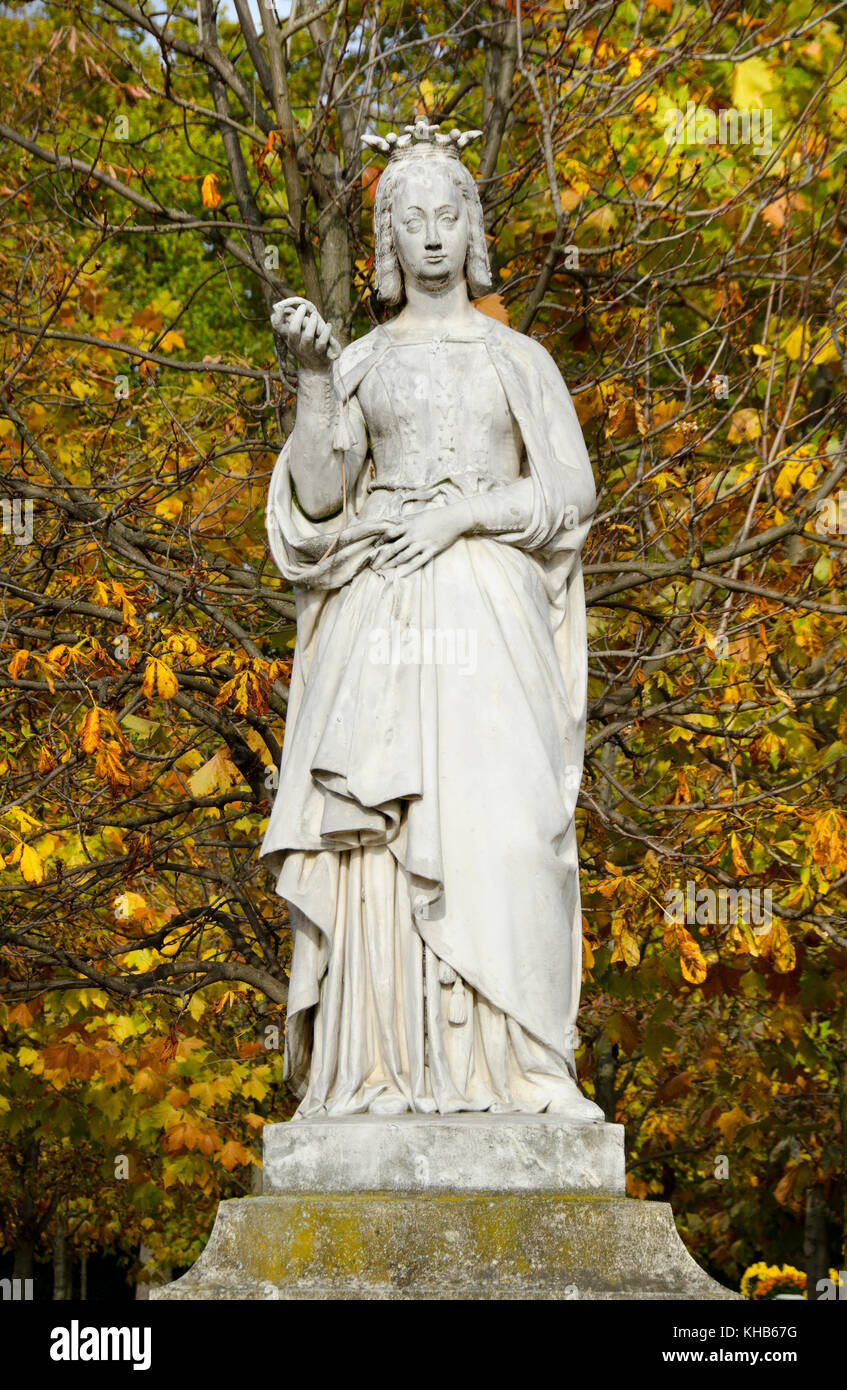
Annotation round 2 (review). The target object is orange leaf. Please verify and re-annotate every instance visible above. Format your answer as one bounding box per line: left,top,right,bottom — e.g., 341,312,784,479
38,745,56,774
217,1140,253,1170
79,706,102,755
201,173,222,209
473,293,510,325
677,929,707,985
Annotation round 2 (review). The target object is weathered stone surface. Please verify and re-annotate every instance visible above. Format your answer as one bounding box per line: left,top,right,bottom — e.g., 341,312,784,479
263,1115,625,1196
153,1193,739,1301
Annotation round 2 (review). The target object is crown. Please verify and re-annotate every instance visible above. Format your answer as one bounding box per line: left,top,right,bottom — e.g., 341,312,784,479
361,121,483,162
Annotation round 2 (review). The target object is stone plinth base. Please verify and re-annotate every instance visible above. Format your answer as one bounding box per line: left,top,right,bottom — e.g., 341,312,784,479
152,1115,737,1300
263,1114,626,1196
152,1192,737,1300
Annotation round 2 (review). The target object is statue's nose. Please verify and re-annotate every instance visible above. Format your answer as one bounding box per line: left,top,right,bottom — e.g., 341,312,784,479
424,216,441,247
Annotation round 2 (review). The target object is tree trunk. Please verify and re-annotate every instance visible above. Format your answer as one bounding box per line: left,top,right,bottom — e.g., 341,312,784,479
594,1037,618,1122
804,1184,829,1301
12,1237,35,1282
52,1207,70,1300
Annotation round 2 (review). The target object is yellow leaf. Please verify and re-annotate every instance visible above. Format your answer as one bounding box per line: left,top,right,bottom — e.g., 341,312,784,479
215,668,267,716
114,891,149,923
111,1015,136,1043
611,924,641,968
188,748,242,798
96,739,131,792
417,76,435,113
20,844,44,884
768,921,796,974
142,657,179,701
783,324,839,364
201,173,222,209
732,56,774,111
727,409,761,443
155,497,183,522
809,811,847,873
678,930,707,985
731,832,750,876
159,330,185,353
775,448,817,499
102,825,126,854
716,1105,748,1144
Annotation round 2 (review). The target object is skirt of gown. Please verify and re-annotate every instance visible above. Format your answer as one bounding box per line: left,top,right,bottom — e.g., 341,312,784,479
297,841,583,1117
266,496,590,1119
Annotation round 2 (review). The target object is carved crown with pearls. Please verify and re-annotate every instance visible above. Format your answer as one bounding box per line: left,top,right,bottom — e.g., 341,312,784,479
361,121,483,163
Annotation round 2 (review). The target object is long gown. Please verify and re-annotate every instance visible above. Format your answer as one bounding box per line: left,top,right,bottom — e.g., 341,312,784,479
261,314,602,1120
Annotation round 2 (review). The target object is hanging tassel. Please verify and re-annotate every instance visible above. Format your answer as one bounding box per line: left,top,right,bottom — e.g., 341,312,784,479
331,393,358,451
448,977,467,1026
438,960,456,986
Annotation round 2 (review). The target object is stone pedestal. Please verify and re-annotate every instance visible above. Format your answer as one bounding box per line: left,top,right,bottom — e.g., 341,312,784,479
153,1116,738,1301
263,1113,626,1196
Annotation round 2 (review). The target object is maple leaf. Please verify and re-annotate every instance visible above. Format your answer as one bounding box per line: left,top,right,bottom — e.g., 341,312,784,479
217,1139,253,1170
158,330,185,353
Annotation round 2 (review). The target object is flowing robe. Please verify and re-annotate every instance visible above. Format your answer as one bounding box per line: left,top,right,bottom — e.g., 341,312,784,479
261,314,600,1118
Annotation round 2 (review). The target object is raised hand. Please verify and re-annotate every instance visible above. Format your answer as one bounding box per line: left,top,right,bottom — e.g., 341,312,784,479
271,297,341,370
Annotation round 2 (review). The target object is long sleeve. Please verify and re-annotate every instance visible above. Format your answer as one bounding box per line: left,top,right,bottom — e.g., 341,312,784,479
461,477,535,536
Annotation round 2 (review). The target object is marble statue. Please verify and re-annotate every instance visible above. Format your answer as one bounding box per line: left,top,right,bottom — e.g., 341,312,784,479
261,121,603,1123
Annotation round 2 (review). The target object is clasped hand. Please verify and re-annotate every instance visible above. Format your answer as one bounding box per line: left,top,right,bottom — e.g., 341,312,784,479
370,503,470,578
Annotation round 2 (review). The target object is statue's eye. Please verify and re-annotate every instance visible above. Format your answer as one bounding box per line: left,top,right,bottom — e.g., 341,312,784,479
439,212,457,224
404,217,423,231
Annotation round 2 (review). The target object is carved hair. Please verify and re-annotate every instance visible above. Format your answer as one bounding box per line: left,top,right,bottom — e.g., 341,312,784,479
372,155,492,305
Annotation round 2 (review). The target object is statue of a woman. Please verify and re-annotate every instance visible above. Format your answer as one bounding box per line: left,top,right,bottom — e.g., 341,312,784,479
261,122,603,1122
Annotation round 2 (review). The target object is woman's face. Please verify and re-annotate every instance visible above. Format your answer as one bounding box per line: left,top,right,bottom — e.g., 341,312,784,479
391,164,469,294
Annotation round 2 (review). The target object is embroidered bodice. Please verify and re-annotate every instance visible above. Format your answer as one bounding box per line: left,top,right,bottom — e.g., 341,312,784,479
355,329,525,494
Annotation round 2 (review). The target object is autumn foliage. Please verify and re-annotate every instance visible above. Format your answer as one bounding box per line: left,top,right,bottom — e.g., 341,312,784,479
0,0,846,1292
